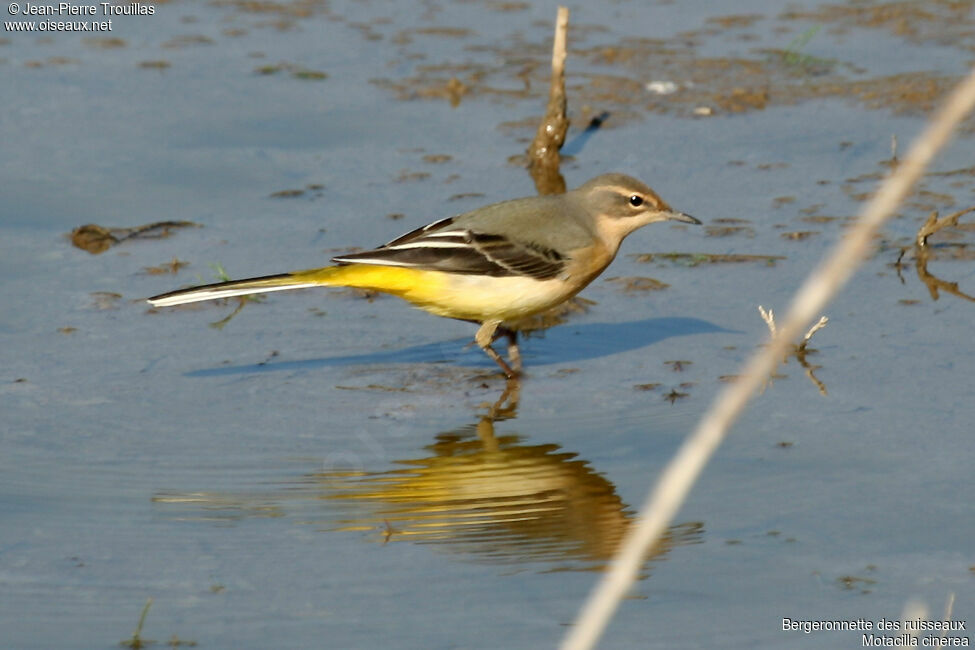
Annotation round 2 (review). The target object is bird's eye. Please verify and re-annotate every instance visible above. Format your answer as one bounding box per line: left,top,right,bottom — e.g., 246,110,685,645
629,195,644,207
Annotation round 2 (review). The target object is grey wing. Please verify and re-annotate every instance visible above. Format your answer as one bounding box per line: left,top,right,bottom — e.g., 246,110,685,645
332,219,566,280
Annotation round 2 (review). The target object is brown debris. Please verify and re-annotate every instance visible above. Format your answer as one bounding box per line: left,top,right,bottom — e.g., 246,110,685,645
70,221,200,255
90,292,123,310
780,231,819,241
605,276,669,292
705,225,756,238
632,252,785,267
142,258,190,275
664,388,689,404
634,383,661,391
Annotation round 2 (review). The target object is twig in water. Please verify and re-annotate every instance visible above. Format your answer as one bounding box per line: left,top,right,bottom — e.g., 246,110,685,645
916,206,975,247
527,6,570,195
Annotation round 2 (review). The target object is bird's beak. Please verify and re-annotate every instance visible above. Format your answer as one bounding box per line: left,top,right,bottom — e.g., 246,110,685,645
665,211,702,225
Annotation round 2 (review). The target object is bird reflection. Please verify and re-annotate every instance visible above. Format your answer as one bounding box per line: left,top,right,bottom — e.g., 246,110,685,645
310,418,701,571
154,380,703,572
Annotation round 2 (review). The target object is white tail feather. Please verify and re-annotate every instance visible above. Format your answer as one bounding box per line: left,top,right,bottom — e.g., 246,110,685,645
148,281,319,307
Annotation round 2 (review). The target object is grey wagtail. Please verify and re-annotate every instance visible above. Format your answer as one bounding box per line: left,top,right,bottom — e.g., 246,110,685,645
148,173,700,377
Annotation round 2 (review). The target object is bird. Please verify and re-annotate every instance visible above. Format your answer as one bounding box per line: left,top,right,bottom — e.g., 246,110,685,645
148,173,700,378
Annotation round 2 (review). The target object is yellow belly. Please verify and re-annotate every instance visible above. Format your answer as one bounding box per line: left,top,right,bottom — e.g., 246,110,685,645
293,264,578,322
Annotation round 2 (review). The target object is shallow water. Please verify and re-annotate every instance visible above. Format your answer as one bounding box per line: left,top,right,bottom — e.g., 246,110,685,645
2,1,974,648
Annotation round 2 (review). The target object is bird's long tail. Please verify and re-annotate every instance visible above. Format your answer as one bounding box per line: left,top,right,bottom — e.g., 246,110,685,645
147,264,436,308
147,266,354,307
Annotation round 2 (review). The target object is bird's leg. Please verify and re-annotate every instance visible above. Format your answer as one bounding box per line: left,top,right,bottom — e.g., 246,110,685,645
475,320,519,378
500,327,522,375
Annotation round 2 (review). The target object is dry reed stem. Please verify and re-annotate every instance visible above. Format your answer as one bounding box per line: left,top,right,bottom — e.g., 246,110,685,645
560,65,975,650
527,6,570,195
